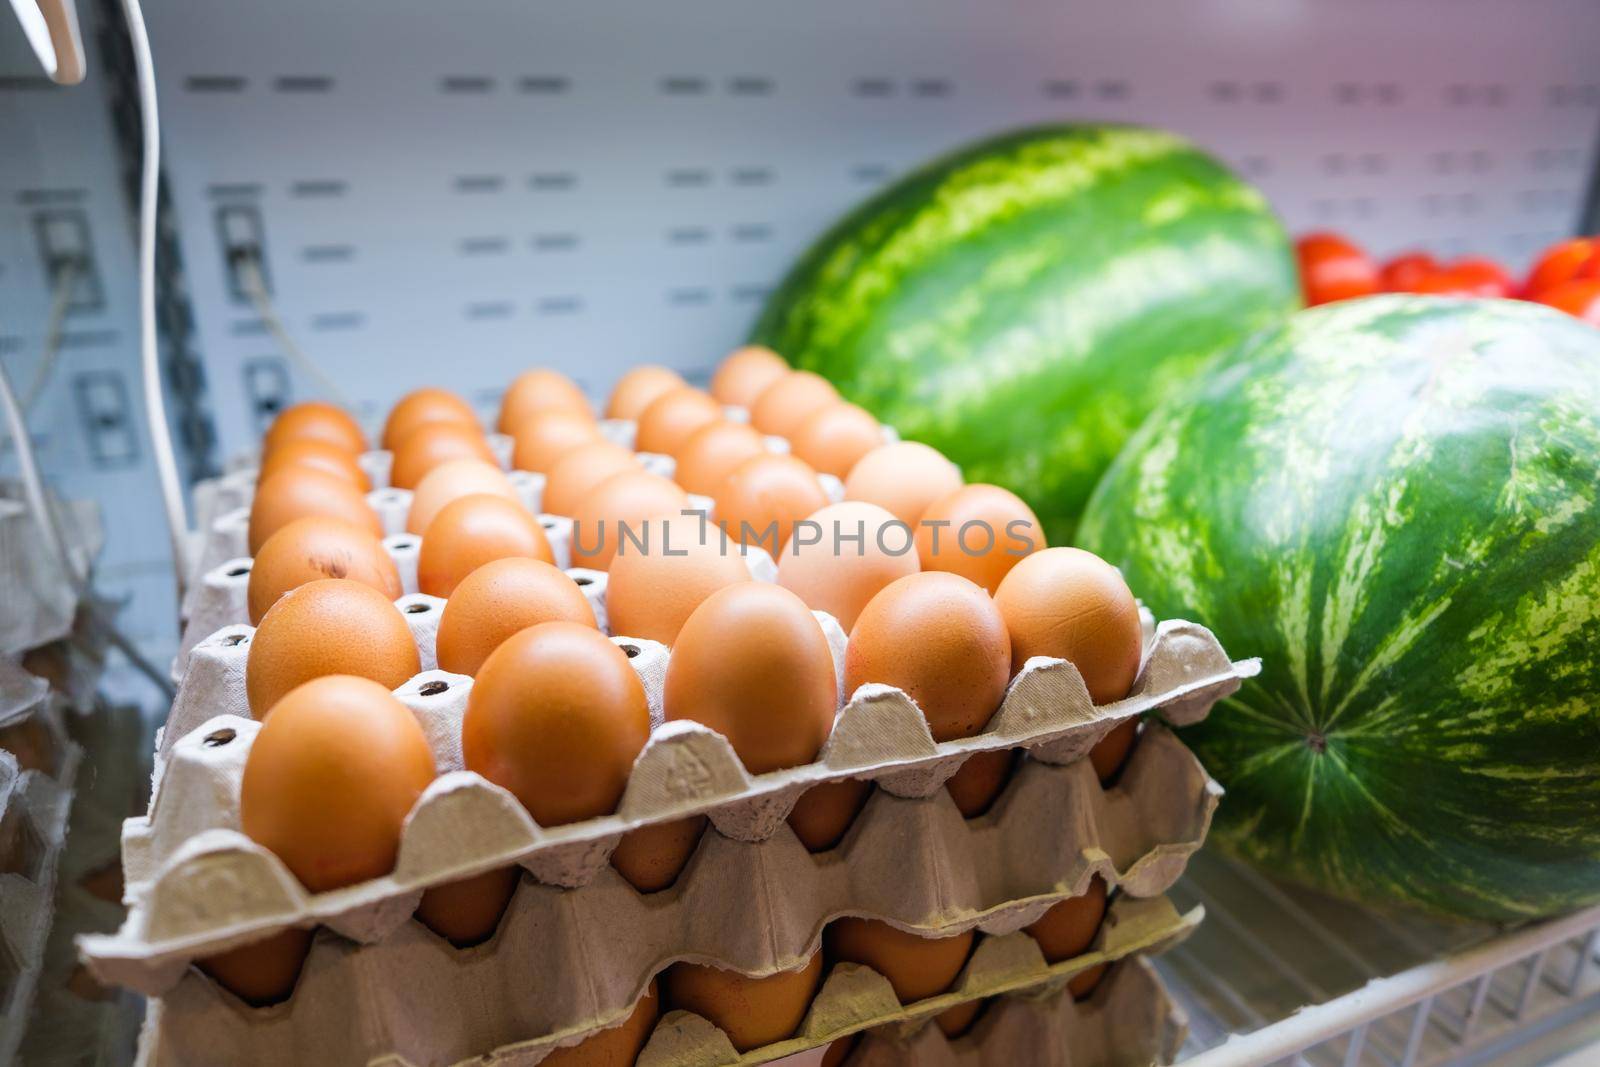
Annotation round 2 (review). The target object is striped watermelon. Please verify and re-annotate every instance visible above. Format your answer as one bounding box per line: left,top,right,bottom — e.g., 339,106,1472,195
752,124,1299,541
1079,295,1600,921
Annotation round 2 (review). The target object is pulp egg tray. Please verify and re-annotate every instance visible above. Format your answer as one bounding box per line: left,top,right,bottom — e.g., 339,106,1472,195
133,878,1197,1067
1,659,83,1064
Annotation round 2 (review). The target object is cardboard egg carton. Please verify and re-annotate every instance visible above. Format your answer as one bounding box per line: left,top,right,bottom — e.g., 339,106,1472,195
1,487,104,656
133,875,1197,1067
1,659,83,1064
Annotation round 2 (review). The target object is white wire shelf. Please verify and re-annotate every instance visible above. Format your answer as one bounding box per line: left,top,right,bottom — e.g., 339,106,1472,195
1158,849,1600,1067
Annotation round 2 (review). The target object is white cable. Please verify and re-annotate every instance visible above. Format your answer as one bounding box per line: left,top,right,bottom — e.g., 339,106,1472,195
119,0,190,597
234,254,351,407
21,256,78,413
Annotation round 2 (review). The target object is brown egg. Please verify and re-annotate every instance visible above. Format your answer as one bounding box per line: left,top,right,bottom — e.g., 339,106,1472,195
241,674,436,891
417,494,553,598
389,422,496,491
610,815,708,894
845,572,1010,741
497,368,592,433
665,584,836,774
635,388,723,455
258,438,370,492
570,470,690,571
414,867,521,948
1090,718,1140,783
672,420,768,497
944,749,1017,818
777,501,919,631
916,484,1044,594
826,919,974,1003
936,999,984,1039
262,401,365,457
510,410,602,474
790,403,882,479
605,515,749,644
435,558,597,676
662,952,824,1053
843,442,962,527
1068,963,1109,1000
406,458,518,536
1025,876,1108,962
606,365,685,420
710,345,788,407
247,516,402,625
992,547,1143,703
248,468,382,556
714,453,828,555
820,1035,860,1067
787,778,872,853
381,387,478,451
463,622,650,826
541,980,660,1066
196,927,315,1006
542,441,641,517
246,579,421,718
749,371,839,438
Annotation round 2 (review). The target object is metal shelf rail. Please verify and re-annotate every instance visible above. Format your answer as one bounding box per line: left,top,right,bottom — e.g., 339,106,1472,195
1159,850,1600,1067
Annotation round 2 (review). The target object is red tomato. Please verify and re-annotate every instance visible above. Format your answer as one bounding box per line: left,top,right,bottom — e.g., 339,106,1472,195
1379,252,1438,292
1524,238,1598,298
1413,257,1514,298
1536,278,1600,326
1296,232,1380,306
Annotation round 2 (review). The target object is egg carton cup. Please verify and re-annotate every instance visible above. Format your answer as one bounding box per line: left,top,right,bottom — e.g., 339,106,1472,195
132,873,1196,1067
0,489,104,657
0,665,84,1064
842,955,1182,1067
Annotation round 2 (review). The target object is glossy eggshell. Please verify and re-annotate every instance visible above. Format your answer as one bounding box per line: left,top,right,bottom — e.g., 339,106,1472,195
605,365,685,420
569,470,691,571
248,468,383,556
944,748,1017,818
247,516,402,625
915,484,1044,594
605,515,750,645
845,572,1010,741
245,579,421,718
416,493,554,598
463,622,650,826
406,458,518,536
672,420,768,497
991,547,1143,703
662,952,824,1053
825,919,974,1003
414,866,520,947
541,980,661,1066
710,345,788,407
1024,876,1108,963
713,453,828,555
196,927,314,1006
748,371,839,438
610,815,708,894
790,403,882,479
240,675,436,892
497,368,592,432
258,438,370,491
664,584,837,774
262,401,365,457
381,387,478,452
635,388,723,455
843,441,963,527
389,422,496,491
787,778,873,853
777,501,919,632
542,441,641,518
510,410,602,473
435,558,597,676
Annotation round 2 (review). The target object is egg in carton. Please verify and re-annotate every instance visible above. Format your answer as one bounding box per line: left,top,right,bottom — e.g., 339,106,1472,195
130,873,1196,1066
89,590,1238,1003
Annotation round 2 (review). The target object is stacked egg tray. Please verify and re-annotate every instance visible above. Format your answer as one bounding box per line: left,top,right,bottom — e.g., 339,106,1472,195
0,659,83,1064
1,486,103,657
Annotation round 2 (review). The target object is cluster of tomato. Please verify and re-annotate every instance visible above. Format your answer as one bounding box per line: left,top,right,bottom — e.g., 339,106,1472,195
1296,232,1600,324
